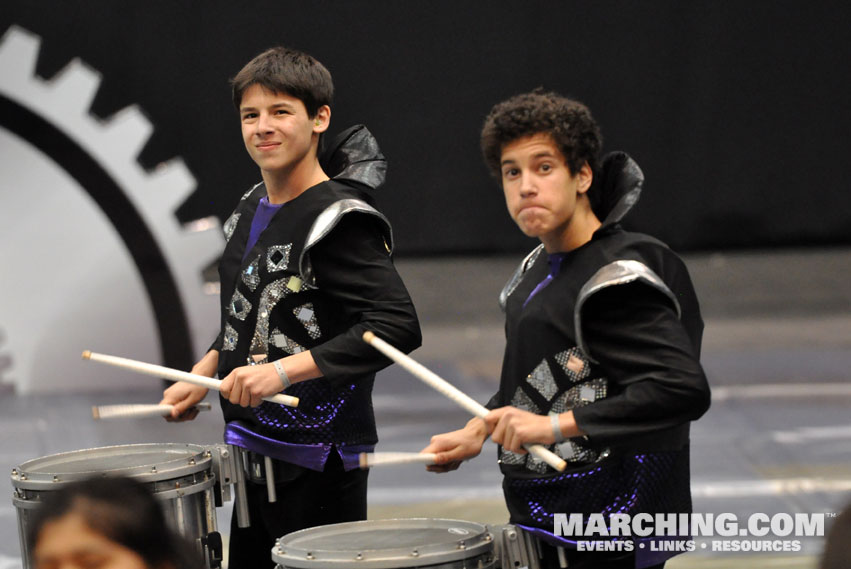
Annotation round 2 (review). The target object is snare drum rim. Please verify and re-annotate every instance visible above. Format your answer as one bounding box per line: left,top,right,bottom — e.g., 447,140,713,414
272,518,494,569
11,443,212,490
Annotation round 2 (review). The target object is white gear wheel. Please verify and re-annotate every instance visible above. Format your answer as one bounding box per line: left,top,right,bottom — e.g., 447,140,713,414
0,25,223,392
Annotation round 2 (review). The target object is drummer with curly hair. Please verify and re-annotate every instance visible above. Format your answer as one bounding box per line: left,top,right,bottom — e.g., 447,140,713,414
423,90,710,569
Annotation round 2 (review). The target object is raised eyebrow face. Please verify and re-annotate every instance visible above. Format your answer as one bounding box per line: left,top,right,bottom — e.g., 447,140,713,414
501,150,560,169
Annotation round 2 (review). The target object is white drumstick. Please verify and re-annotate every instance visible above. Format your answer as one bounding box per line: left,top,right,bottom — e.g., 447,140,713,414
82,351,299,408
92,402,213,420
363,332,566,472
359,452,438,469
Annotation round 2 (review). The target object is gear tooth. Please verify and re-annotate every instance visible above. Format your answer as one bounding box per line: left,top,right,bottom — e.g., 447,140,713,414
100,105,153,162
2,26,224,388
48,58,101,114
152,158,197,204
0,26,41,90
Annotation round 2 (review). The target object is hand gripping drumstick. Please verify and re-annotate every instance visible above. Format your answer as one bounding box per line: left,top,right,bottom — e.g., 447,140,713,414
359,452,438,469
92,402,213,420
362,332,566,472
81,351,299,408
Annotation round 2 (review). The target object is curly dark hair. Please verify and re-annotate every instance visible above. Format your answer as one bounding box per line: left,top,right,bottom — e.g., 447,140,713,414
231,46,333,117
481,90,602,178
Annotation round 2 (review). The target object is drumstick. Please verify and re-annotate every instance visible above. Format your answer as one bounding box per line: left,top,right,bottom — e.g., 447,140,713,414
359,452,437,469
362,332,566,472
81,351,299,408
92,402,213,420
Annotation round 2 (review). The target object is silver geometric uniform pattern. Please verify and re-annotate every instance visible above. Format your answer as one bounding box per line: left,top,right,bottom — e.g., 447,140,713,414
526,359,559,400
293,303,321,340
267,244,292,273
248,278,292,362
223,212,240,242
271,327,306,355
228,290,252,321
550,378,608,413
549,377,608,464
222,323,238,352
242,255,261,292
499,386,541,467
499,346,609,472
554,347,591,383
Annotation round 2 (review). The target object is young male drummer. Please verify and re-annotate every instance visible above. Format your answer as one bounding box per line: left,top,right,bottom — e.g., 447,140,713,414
423,90,710,569
161,46,421,568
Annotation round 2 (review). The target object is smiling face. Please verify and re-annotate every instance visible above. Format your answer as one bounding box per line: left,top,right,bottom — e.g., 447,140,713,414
239,84,329,178
500,133,598,252
33,512,151,569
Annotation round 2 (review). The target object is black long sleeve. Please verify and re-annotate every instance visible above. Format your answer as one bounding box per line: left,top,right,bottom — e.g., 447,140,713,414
572,282,710,443
308,214,421,387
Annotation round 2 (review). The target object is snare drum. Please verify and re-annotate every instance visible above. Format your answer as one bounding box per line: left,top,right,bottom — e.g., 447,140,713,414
272,518,496,569
11,443,220,569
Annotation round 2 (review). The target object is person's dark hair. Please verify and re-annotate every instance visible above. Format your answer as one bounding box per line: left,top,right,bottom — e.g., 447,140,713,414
231,46,334,116
481,89,602,178
27,476,200,569
821,501,851,569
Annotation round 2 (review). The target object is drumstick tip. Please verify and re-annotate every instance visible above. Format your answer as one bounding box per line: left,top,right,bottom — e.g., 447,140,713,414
81,350,92,360
362,331,375,343
91,406,100,420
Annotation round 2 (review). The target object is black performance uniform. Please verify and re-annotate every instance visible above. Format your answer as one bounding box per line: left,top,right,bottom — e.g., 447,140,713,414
494,153,711,569
210,126,421,568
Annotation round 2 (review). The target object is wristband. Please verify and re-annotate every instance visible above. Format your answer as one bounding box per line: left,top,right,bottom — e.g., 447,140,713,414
273,359,291,390
550,413,565,443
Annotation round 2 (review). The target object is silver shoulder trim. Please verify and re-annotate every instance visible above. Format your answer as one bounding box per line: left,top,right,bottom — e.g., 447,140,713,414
574,260,681,362
241,181,264,200
498,244,545,312
299,199,393,287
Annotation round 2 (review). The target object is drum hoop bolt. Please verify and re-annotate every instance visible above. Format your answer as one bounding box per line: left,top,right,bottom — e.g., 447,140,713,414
411,549,419,557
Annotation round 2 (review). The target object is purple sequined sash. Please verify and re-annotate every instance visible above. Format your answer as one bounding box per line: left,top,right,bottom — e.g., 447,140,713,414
224,421,373,471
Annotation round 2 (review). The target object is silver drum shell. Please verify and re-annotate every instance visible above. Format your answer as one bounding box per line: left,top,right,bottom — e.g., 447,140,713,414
11,443,216,569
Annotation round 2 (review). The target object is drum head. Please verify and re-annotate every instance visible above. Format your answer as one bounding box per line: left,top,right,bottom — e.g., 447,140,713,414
12,443,210,489
274,518,493,569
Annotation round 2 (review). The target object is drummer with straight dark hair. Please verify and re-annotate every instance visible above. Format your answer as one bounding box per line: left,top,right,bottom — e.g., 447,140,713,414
160,46,421,569
423,90,710,569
